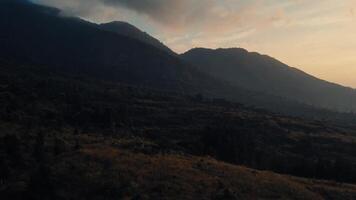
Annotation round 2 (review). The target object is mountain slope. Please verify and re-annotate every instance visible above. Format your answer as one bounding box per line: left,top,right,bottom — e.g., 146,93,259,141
181,48,356,112
100,21,174,54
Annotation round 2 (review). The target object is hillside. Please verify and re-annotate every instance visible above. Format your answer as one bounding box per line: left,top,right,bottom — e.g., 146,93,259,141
181,48,356,112
0,57,356,191
6,144,356,200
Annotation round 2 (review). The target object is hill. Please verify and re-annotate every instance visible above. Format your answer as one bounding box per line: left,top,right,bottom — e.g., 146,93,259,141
181,48,356,112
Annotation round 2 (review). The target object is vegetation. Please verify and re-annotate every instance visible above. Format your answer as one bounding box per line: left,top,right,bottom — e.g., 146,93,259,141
1,59,356,199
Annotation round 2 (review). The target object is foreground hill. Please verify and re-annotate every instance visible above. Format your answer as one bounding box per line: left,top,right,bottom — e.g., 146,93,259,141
5,144,356,200
181,48,356,112
1,117,356,199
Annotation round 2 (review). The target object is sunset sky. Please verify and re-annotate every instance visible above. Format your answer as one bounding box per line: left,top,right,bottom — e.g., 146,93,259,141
33,0,356,88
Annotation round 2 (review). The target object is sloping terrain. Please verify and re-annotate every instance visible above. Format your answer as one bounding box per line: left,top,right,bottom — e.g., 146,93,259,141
100,21,175,54
181,48,356,112
25,146,356,200
1,125,356,200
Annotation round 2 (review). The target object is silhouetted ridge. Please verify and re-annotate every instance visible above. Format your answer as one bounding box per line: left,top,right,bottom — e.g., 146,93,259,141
181,48,356,112
100,21,175,54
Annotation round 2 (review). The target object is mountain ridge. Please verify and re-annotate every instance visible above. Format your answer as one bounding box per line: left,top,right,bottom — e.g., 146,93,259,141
99,21,175,55
187,47,356,89
181,47,356,112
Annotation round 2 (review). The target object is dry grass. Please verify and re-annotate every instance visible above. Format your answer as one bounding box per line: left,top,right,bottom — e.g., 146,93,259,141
49,146,356,200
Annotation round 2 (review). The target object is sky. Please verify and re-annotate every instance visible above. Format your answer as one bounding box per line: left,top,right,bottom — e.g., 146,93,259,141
33,0,356,88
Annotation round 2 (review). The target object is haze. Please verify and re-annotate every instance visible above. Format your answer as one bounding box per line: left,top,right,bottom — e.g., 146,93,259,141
33,0,356,88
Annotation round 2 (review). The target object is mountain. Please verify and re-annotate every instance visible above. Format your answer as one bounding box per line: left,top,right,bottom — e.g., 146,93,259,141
181,48,356,112
0,0,216,93
100,21,175,54
1,0,356,121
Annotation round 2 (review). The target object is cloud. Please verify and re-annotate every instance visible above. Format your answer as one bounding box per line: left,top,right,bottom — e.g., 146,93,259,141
34,0,254,30
32,0,293,51
101,0,229,34
101,0,188,23
34,0,206,24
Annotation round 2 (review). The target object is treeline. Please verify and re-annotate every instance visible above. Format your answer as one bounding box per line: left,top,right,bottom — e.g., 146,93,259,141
198,123,356,183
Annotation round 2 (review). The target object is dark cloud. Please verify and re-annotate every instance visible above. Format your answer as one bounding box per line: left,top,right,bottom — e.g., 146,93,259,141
101,0,180,14
34,0,214,25
100,0,211,25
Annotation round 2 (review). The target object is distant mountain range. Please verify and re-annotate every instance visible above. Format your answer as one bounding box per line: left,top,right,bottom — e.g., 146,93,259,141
1,0,356,115
181,48,356,112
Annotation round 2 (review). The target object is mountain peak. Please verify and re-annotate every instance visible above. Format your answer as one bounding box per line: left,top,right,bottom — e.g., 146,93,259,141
100,21,175,54
216,47,249,53
100,21,141,32
183,47,250,56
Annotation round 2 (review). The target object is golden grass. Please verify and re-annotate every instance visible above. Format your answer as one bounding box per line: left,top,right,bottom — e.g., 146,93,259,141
49,146,355,200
